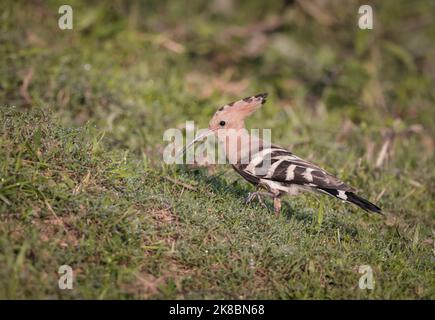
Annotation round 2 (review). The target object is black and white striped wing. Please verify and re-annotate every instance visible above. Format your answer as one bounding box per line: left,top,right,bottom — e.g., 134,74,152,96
243,145,354,192
235,145,381,213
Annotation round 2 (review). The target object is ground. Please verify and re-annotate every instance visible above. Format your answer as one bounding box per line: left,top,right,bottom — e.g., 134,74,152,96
0,0,434,299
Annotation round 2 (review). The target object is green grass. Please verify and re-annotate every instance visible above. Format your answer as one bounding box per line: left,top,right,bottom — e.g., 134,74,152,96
0,0,434,299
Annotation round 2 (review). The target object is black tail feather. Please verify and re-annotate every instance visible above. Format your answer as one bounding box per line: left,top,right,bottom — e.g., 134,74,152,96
319,188,382,214
346,192,382,214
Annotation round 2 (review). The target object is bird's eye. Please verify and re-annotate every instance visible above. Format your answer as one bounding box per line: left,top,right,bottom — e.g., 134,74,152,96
219,120,226,127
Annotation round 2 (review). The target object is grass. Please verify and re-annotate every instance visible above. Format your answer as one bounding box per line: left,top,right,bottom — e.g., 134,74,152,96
0,0,434,299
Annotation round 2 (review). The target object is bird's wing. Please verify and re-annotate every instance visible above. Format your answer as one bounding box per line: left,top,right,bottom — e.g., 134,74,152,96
242,145,356,192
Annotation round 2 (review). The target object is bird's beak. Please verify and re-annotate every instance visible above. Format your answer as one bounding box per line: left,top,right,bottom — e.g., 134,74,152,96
176,128,217,159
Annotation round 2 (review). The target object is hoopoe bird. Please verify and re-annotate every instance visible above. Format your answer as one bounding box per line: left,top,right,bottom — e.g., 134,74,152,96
187,93,381,216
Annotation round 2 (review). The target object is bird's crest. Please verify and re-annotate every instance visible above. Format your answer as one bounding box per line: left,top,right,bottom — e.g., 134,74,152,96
214,93,268,119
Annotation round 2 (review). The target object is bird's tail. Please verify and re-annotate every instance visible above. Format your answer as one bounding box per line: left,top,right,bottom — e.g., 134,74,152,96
319,188,382,214
346,192,382,214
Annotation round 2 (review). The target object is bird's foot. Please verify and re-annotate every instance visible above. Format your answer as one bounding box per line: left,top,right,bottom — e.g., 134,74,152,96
245,192,271,207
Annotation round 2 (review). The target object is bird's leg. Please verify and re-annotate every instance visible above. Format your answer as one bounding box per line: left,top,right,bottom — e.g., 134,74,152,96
245,191,274,207
273,196,282,217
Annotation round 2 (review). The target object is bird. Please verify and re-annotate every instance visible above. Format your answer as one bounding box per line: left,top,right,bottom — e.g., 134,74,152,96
186,93,382,216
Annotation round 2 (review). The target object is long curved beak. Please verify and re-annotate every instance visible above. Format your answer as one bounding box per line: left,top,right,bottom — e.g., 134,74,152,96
175,128,217,160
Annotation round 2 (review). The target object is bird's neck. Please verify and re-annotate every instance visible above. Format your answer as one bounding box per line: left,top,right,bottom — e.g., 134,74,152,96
217,128,265,164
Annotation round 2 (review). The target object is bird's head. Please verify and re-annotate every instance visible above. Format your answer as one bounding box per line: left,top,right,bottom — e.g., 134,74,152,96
208,93,268,132
181,93,268,156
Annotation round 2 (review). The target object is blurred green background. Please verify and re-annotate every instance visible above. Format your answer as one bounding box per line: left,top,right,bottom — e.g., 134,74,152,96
0,0,434,299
